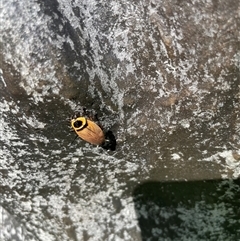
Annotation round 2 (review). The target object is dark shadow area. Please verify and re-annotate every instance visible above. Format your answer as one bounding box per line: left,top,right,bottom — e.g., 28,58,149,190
102,130,117,151
133,179,240,241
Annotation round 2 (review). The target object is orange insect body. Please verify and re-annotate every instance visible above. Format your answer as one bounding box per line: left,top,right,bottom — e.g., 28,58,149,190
71,117,105,145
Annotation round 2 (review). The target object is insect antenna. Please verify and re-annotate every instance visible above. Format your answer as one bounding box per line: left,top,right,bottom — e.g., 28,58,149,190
69,134,79,146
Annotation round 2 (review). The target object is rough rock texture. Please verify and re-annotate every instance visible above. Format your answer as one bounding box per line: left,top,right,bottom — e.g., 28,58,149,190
0,0,240,240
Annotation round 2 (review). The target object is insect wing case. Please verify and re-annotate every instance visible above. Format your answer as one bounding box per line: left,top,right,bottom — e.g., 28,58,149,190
74,118,105,145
